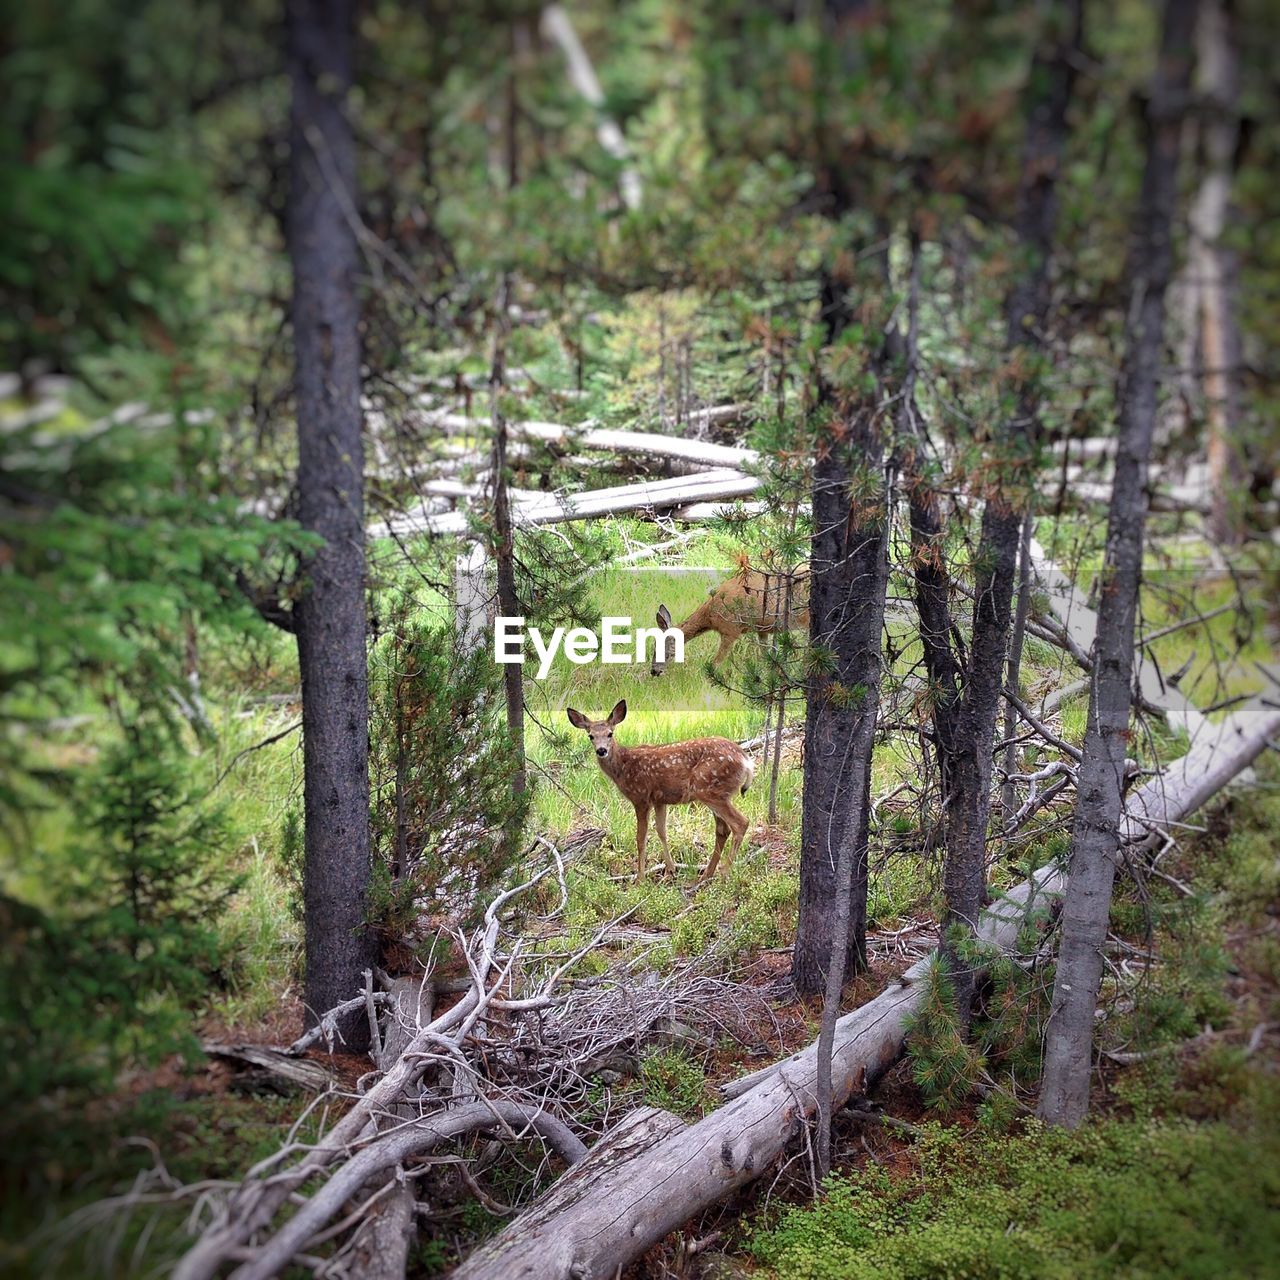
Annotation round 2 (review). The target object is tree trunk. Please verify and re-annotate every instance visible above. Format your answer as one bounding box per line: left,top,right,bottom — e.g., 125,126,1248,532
901,227,962,797
793,259,890,994
491,51,526,798
792,0,893,999
1001,513,1035,817
287,0,377,1049
491,335,526,797
1192,0,1247,545
941,0,1083,1023
1039,0,1199,1128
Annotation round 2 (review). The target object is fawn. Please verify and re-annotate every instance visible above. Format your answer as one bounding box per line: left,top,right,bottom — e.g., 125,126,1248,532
566,699,754,883
651,564,810,676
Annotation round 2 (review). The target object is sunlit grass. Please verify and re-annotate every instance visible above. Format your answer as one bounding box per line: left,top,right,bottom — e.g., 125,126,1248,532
525,555,799,861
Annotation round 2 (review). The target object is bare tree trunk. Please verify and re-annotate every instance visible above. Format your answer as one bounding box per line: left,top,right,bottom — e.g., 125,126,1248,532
1039,0,1199,1128
792,0,892,999
491,315,526,797
1192,0,1246,544
491,48,525,796
942,0,1083,1025
1001,513,1035,817
287,0,377,1048
900,227,962,798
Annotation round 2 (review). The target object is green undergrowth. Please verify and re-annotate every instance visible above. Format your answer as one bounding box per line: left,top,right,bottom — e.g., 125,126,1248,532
523,841,801,974
748,1101,1280,1280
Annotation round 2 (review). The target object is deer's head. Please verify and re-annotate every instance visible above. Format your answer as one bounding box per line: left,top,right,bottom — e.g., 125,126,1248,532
650,605,674,677
567,699,627,761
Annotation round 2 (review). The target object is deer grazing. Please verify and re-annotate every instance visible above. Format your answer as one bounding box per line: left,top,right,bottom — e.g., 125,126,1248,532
651,564,809,676
566,699,754,883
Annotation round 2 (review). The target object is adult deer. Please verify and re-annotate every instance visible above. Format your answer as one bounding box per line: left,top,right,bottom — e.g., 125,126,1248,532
651,565,810,676
566,699,753,883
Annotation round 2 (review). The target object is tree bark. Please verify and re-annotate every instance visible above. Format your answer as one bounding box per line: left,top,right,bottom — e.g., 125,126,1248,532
792,0,893,999
1000,513,1035,817
794,277,890,995
1192,0,1247,545
287,0,377,1049
941,0,1083,1023
490,299,526,797
901,227,962,797
1039,0,1199,1128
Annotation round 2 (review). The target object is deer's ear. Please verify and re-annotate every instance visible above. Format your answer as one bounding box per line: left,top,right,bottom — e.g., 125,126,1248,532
607,699,627,726
656,604,672,630
566,707,588,730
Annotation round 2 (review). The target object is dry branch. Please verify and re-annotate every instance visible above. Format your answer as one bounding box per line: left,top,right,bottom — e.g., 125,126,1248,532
229,1103,585,1280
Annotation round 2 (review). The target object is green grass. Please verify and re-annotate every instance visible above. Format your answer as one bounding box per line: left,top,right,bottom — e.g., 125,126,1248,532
525,552,797,856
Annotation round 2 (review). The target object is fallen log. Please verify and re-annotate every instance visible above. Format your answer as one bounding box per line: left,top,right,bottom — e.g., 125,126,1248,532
373,469,761,540
1121,698,1280,846
1028,536,1209,741
451,705,1276,1280
201,1043,335,1096
456,1107,686,1277
416,409,756,466
541,3,642,211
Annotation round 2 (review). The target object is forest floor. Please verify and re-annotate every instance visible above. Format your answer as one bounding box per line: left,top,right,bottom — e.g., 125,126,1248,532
6,517,1279,1278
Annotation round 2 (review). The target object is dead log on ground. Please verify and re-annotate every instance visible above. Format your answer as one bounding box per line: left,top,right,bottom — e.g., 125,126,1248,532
201,1043,335,1095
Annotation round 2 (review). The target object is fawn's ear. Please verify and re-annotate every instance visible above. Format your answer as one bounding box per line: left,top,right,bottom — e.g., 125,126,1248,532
607,699,627,727
656,603,672,630
566,707,589,730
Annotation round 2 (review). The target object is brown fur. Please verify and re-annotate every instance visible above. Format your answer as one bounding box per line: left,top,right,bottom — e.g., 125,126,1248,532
653,566,810,674
566,700,754,883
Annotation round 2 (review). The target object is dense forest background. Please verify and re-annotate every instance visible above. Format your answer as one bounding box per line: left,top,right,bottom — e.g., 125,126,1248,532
2,0,1279,1276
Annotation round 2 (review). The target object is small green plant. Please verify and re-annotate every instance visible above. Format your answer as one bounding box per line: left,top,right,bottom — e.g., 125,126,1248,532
367,611,530,939
278,806,304,924
904,953,985,1112
639,1047,711,1118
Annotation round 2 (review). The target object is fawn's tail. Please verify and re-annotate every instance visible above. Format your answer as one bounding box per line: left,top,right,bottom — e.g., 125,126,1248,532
741,756,756,795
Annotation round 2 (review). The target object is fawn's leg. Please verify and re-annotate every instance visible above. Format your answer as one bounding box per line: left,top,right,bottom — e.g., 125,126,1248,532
700,811,731,882
722,801,750,869
653,804,676,877
710,631,738,666
634,803,650,881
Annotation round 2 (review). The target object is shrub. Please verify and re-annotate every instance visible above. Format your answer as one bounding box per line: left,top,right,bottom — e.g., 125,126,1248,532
639,1047,710,1118
904,954,985,1113
0,718,237,1205
749,1116,1280,1279
367,612,529,938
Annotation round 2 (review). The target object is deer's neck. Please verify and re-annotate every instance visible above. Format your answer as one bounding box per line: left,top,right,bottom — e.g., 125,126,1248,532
599,743,632,783
678,601,714,641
